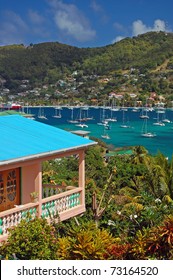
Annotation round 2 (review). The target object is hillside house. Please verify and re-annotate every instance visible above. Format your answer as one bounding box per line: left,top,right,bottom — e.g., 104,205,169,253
0,115,95,241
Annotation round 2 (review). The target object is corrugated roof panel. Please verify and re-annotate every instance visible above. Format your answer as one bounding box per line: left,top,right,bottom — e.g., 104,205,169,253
0,115,95,162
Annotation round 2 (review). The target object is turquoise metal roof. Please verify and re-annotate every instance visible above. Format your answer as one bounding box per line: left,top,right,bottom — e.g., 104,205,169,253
0,115,95,163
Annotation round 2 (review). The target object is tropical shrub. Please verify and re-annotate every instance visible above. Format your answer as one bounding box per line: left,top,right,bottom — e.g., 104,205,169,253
56,237,71,260
146,215,173,259
128,229,151,259
0,216,58,260
57,222,116,260
130,215,173,259
104,243,130,260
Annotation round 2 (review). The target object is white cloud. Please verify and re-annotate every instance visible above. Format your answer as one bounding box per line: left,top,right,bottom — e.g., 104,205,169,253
5,10,28,31
48,0,96,42
0,11,28,45
0,9,50,46
27,9,51,39
153,19,167,31
111,36,125,44
111,19,171,45
132,19,170,36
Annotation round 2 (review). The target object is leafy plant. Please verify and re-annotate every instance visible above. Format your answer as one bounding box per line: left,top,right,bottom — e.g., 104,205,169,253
129,228,151,259
57,222,116,260
57,237,71,260
0,216,58,260
146,215,173,259
130,215,173,260
104,243,130,260
30,191,39,199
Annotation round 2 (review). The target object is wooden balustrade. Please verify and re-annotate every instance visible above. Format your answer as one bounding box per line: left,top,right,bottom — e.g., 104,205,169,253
41,187,81,219
0,203,38,241
42,184,76,198
0,185,83,242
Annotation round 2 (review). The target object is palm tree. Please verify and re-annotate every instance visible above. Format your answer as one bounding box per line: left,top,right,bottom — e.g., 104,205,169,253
131,146,151,166
132,147,170,198
167,155,173,199
154,153,173,199
146,164,169,198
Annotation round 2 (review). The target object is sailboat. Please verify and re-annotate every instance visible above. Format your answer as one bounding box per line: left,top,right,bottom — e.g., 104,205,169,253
38,106,47,120
101,127,110,139
52,107,62,118
153,110,165,126
75,123,88,128
111,98,120,111
132,101,139,112
105,107,117,122
25,103,35,120
97,105,109,126
141,118,156,137
139,99,150,119
75,108,88,128
82,107,94,120
120,108,131,128
68,107,78,123
139,107,149,119
162,111,171,123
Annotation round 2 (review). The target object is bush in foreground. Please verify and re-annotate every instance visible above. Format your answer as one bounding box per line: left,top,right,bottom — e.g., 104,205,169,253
0,216,58,260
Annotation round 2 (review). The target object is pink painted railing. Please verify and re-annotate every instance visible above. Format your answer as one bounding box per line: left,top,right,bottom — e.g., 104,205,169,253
0,203,39,241
0,186,84,242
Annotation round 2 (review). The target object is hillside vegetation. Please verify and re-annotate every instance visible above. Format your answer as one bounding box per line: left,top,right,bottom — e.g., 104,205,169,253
0,32,173,84
0,31,173,106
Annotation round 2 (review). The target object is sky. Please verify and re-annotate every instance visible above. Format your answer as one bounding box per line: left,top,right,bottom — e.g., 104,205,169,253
0,0,173,48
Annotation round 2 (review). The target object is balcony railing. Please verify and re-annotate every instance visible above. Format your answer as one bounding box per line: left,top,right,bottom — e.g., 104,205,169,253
42,183,76,198
0,185,84,242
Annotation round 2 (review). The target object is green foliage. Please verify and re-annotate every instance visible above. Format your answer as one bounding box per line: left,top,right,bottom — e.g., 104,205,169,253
130,215,173,259
107,151,148,191
85,145,108,187
146,215,173,259
0,216,58,260
42,156,78,186
56,237,71,260
1,32,173,91
129,228,151,259
82,32,173,74
57,221,117,260
0,42,100,88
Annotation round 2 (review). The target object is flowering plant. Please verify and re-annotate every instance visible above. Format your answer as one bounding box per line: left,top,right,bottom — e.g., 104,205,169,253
30,191,39,199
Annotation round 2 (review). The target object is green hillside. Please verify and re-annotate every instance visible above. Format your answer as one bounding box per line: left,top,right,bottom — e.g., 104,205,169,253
0,31,173,103
0,42,100,85
83,31,173,74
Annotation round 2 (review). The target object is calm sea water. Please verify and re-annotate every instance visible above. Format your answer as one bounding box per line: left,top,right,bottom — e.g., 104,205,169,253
27,106,173,159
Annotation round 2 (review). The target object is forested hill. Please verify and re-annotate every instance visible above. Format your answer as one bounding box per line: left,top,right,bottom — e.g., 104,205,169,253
0,42,103,83
0,31,173,88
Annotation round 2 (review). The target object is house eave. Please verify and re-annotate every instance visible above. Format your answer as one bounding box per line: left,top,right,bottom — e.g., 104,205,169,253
0,142,96,167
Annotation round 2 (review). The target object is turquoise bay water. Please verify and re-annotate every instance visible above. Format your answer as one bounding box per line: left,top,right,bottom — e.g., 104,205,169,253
28,106,173,159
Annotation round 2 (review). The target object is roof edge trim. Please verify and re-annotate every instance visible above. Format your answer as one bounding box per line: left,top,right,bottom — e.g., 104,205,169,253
0,142,97,166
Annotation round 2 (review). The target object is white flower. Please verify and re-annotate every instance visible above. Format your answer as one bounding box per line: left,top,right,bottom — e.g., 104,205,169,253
117,210,121,215
155,198,161,203
108,220,115,226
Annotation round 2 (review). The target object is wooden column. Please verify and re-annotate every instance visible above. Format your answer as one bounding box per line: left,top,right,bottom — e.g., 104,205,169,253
78,150,85,205
21,162,42,217
35,162,42,218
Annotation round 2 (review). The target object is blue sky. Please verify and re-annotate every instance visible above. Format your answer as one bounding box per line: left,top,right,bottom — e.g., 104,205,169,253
0,0,172,47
